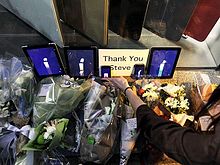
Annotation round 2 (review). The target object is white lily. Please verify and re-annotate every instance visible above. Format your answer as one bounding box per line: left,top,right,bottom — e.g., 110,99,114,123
43,121,57,140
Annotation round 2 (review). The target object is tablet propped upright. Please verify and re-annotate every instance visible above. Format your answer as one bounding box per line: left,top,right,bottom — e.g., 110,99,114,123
22,43,65,79
131,64,145,79
64,46,98,78
146,47,181,79
100,66,111,78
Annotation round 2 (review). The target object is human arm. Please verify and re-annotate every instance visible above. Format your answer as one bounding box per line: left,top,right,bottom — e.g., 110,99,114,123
106,77,220,164
137,104,220,165
105,76,146,110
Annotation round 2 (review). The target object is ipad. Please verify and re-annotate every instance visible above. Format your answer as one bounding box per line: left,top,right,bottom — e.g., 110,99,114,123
64,47,98,78
22,43,65,78
131,64,145,79
146,47,181,78
100,66,111,78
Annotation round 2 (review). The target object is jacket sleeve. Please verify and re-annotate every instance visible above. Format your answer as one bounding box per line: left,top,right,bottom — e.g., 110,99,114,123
136,104,220,165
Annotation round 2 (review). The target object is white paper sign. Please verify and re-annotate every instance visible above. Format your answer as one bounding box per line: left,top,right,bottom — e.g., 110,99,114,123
126,118,137,131
99,49,149,76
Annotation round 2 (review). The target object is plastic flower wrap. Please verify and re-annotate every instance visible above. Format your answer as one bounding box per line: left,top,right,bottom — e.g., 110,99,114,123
194,72,220,103
23,118,69,151
61,110,83,153
0,57,36,117
0,130,17,165
0,58,12,103
11,67,36,117
80,81,120,164
0,122,32,165
33,77,91,125
120,103,139,165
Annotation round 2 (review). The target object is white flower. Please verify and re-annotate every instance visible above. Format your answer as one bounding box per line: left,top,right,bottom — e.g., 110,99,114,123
142,90,159,102
141,82,159,102
142,83,158,91
140,82,190,114
43,124,56,140
164,97,179,109
160,84,185,97
179,98,189,110
0,104,10,118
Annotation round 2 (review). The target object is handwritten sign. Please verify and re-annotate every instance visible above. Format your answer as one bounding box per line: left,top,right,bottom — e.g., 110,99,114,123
99,49,149,76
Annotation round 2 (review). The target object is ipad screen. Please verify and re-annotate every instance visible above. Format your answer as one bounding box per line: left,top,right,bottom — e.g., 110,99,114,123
65,48,97,78
146,47,181,78
24,45,64,77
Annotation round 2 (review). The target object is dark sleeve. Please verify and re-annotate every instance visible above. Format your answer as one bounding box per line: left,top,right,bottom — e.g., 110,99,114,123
136,104,220,165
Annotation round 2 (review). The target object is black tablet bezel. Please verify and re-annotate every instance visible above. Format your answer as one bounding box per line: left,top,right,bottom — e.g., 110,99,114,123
146,47,181,79
22,43,65,79
64,46,99,78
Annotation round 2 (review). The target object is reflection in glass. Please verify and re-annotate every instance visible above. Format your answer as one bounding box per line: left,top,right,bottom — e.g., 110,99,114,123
57,0,108,46
184,0,220,41
143,0,198,41
109,0,148,40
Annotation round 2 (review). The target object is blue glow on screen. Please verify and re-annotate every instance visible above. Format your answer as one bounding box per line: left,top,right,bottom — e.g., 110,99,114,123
101,67,111,78
67,50,94,77
134,65,145,78
148,49,178,77
27,47,64,76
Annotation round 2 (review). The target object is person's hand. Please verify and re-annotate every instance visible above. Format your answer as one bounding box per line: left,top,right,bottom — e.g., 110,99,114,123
103,76,130,92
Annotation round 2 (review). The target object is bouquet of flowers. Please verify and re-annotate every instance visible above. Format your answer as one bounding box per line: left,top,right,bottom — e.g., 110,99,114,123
80,81,120,164
120,102,139,165
139,82,159,105
0,57,35,117
22,118,69,151
137,80,190,115
159,83,190,114
33,77,91,125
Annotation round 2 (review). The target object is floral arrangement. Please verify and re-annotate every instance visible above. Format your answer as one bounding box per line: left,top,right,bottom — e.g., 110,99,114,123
22,118,69,151
137,82,190,114
141,82,159,102
159,84,189,114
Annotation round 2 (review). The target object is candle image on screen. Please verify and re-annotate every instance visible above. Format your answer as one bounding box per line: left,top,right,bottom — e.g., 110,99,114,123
43,57,52,75
158,60,167,77
134,64,145,79
79,58,85,76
